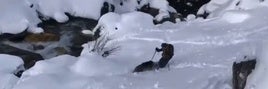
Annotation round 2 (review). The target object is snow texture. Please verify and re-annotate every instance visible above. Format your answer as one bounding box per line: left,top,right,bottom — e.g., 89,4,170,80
11,6,268,89
0,0,43,34
30,0,105,22
0,54,24,89
1,0,268,89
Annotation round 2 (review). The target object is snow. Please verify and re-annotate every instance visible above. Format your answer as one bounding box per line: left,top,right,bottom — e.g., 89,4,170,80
198,0,268,18
0,0,43,34
31,0,104,22
0,54,24,73
1,0,268,89
245,41,268,89
0,54,24,89
9,5,268,89
220,11,250,24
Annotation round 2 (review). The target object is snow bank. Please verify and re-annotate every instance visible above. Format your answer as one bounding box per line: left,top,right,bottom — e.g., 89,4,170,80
198,0,268,18
0,54,24,73
31,0,104,22
0,0,43,34
0,54,24,89
245,41,268,89
91,12,154,39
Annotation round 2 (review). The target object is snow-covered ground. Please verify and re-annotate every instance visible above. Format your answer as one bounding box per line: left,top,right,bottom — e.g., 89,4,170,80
1,0,268,89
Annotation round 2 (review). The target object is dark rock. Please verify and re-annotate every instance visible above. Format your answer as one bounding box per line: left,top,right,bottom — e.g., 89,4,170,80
0,30,28,42
167,0,211,18
232,56,256,89
14,70,24,78
33,45,45,50
0,43,44,69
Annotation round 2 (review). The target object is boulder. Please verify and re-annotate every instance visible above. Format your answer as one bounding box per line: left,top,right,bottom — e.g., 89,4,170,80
232,57,256,89
0,43,43,69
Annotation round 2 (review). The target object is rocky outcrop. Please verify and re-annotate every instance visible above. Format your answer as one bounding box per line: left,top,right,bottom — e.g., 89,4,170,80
232,57,256,89
0,43,43,69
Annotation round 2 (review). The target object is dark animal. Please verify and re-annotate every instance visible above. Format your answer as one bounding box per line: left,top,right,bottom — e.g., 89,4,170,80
133,61,157,72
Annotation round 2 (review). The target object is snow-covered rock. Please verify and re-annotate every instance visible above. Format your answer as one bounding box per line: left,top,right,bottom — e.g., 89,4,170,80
30,0,105,22
0,54,24,89
0,0,43,34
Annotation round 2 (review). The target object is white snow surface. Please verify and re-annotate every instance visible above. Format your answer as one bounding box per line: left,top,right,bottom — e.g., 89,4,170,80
0,0,43,34
198,0,268,18
8,6,268,89
30,0,105,22
0,54,23,89
1,0,268,89
245,41,268,89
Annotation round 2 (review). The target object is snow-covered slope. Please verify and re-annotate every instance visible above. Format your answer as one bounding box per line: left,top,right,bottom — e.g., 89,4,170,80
9,6,268,89
1,0,268,89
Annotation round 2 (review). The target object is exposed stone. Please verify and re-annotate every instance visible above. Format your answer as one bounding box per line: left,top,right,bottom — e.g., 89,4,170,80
0,30,28,42
232,56,256,89
25,33,60,42
0,43,43,69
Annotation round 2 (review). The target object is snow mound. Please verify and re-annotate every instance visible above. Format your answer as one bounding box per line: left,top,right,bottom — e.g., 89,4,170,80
0,0,43,34
31,0,105,22
0,54,24,73
245,41,268,89
0,54,23,89
198,0,268,18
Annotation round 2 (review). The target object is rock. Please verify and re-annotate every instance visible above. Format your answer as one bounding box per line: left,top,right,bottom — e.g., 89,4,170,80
232,56,256,89
167,0,211,18
0,43,44,69
0,30,28,42
25,33,60,42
